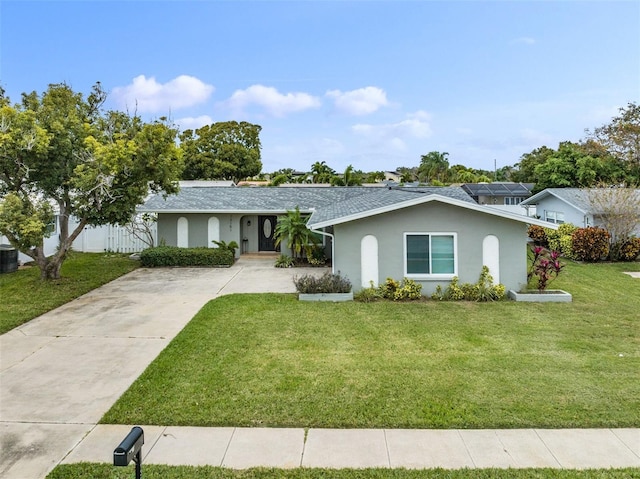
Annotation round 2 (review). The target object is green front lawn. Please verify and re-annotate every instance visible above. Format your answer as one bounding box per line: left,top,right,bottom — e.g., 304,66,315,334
46,465,640,479
0,253,139,334
102,260,640,429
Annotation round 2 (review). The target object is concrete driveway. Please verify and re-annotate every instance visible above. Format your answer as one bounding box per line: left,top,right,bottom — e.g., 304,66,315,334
0,257,321,479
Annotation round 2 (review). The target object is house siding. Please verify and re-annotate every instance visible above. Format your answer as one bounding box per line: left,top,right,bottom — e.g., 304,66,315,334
535,197,590,227
332,202,528,295
157,213,243,254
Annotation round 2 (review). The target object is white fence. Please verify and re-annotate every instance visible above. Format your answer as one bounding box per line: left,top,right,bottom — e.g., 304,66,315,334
79,223,157,254
2,222,157,264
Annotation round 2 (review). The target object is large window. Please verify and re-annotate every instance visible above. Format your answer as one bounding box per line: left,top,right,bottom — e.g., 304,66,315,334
404,233,456,278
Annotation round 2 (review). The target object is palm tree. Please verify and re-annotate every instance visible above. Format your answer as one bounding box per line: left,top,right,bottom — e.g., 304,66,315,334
310,161,335,183
274,206,318,260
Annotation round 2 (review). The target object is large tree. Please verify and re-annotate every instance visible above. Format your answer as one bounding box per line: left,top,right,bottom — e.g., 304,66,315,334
417,151,450,183
0,83,183,279
180,121,262,183
585,102,640,180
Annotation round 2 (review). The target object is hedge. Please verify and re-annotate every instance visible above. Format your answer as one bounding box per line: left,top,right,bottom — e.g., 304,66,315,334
140,246,234,267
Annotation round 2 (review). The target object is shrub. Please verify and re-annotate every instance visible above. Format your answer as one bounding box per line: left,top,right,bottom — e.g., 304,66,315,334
612,237,640,261
212,240,239,257
379,277,401,300
547,223,578,259
307,245,327,266
294,271,352,294
393,278,423,301
274,254,294,268
431,277,464,301
140,246,234,267
432,268,504,302
527,225,548,246
571,227,611,262
474,266,505,302
378,277,422,301
527,246,564,291
354,282,382,302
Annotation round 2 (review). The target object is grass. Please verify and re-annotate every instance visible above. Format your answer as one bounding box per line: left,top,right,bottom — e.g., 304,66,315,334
0,252,139,334
101,260,640,429
46,464,640,479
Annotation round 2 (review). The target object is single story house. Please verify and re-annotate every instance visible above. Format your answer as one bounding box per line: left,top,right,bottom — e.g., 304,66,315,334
520,188,640,234
140,184,554,295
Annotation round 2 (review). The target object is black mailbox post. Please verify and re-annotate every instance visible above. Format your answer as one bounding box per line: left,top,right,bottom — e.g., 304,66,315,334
114,426,144,479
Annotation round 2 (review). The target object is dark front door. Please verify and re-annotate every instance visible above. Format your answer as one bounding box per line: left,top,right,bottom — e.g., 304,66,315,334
258,215,279,251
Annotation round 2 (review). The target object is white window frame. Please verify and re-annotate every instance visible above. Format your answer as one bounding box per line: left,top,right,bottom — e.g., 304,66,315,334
505,196,525,205
403,232,457,280
545,211,565,224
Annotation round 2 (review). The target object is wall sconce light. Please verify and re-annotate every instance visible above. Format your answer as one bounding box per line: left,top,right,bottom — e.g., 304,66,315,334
247,220,251,226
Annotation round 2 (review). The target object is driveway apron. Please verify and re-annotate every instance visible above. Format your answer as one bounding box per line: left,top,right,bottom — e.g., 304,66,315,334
0,258,317,479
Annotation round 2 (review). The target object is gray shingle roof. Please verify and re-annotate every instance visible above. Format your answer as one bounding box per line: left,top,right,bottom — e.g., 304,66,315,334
140,186,379,213
140,186,474,220
307,187,475,226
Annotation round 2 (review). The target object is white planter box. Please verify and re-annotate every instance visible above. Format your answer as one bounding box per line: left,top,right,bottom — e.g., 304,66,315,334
298,292,353,302
508,290,572,302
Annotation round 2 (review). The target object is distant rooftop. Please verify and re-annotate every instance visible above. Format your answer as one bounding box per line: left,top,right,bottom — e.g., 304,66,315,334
461,182,533,197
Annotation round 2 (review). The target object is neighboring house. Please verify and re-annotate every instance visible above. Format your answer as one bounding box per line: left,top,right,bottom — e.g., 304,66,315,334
520,188,640,236
461,182,534,206
140,185,554,295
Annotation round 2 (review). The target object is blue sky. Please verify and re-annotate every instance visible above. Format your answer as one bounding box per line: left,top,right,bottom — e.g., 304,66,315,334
2,1,639,175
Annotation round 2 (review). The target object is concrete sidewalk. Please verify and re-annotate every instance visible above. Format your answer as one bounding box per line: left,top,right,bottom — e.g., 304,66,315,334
63,425,640,470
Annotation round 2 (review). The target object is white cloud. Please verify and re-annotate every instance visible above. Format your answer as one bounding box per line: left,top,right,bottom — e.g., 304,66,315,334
224,84,321,117
352,110,432,139
326,86,389,115
511,37,536,45
112,75,214,113
175,115,214,131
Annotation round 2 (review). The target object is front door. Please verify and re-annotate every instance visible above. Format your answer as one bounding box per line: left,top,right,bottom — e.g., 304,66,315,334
258,215,279,251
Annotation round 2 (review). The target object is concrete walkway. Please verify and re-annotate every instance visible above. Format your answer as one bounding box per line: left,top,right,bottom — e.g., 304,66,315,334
1,257,639,478
64,425,639,470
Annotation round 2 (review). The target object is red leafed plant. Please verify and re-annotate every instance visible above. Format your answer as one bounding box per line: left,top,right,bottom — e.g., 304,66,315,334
528,246,565,292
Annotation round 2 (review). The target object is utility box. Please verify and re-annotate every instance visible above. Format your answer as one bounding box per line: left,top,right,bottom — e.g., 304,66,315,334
0,244,18,274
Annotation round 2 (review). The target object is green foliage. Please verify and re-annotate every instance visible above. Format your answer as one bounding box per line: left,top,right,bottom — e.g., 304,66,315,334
140,246,233,267
379,277,423,301
0,193,54,251
431,268,505,301
530,141,625,193
546,223,578,259
353,281,382,302
586,101,640,179
212,240,239,257
611,237,640,261
0,83,183,279
274,254,294,268
180,121,262,182
527,224,548,246
274,207,317,260
417,151,450,183
330,164,362,186
307,245,327,266
293,271,352,294
571,227,611,262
